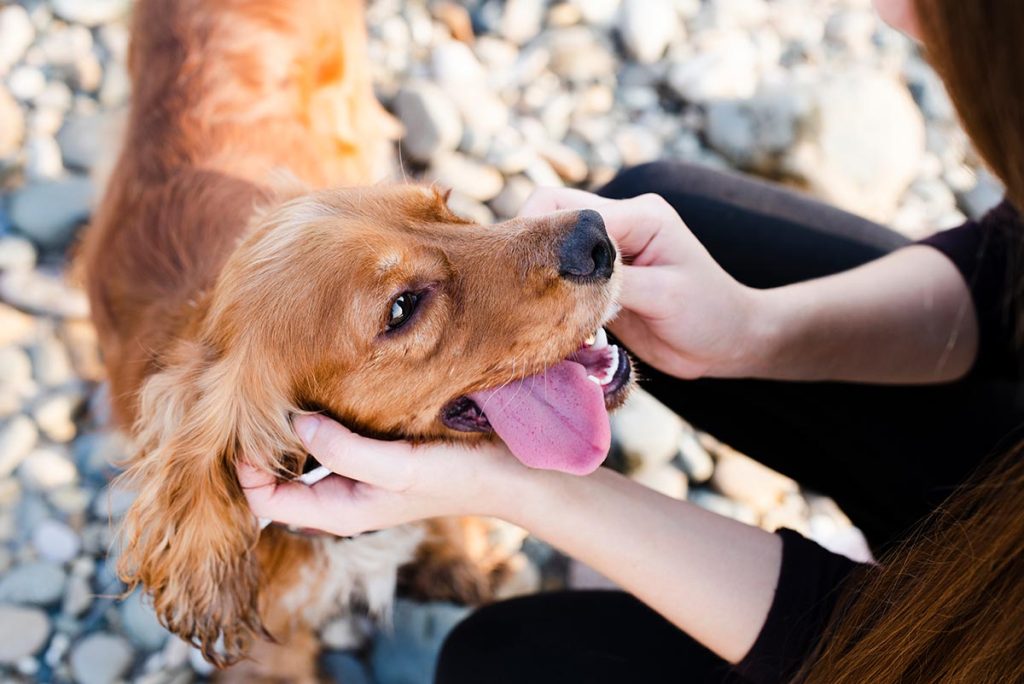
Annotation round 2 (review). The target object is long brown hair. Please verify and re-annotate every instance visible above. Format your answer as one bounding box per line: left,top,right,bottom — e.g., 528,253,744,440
797,2,1024,681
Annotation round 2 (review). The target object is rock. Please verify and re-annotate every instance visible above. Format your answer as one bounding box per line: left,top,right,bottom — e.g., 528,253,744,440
760,492,811,535
33,518,81,564
19,447,78,491
92,483,136,519
8,65,48,101
49,485,90,516
610,389,685,471
393,81,463,163
705,78,806,171
431,41,487,89
619,0,679,64
32,391,82,442
428,153,504,202
703,0,769,30
490,175,535,219
9,176,95,250
99,60,129,107
445,190,495,225
547,27,616,82
711,450,798,514
667,33,760,102
537,141,588,183
371,600,470,684
677,431,714,484
31,329,74,387
0,269,90,319
0,547,9,573
0,5,34,74
0,561,67,605
688,488,758,525
631,463,688,499
69,633,133,684
786,69,925,222
24,134,64,180
0,85,24,161
0,237,38,273
51,0,131,27
613,124,662,167
572,0,621,26
500,0,545,45
60,319,104,382
0,606,50,663
958,169,1004,220
431,2,475,44
0,416,38,478
35,81,73,112
121,589,169,651
58,112,119,170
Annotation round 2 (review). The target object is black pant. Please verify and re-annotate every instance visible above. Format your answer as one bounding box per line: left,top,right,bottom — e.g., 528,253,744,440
436,162,1024,683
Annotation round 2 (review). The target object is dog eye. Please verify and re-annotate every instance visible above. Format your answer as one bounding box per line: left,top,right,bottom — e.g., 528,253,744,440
387,292,419,330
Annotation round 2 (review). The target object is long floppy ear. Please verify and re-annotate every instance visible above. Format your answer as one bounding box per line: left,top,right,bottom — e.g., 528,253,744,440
115,340,301,666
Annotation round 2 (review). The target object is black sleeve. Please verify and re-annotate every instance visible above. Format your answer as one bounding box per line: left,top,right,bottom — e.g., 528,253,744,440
732,529,864,684
917,200,1022,379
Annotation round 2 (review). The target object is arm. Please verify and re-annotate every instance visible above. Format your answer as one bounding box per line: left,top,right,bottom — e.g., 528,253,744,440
520,189,978,385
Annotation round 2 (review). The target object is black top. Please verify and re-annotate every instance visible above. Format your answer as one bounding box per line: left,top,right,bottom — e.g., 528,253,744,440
733,200,1022,684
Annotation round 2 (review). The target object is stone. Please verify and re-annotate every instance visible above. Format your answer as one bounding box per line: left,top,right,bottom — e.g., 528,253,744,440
711,450,798,515
31,329,74,388
500,0,545,45
0,269,90,319
9,176,95,250
0,5,34,74
35,81,73,112
58,112,119,171
51,0,131,27
445,191,495,225
0,237,38,272
614,124,662,166
393,81,462,163
0,85,24,161
631,463,688,499
428,153,504,202
32,391,81,442
431,41,487,89
121,589,169,651
49,485,90,516
60,319,104,382
92,483,136,519
0,415,38,478
688,488,758,526
667,33,760,103
619,0,679,64
572,0,621,26
610,389,685,471
705,77,806,171
0,560,66,605
371,600,470,684
677,431,714,484
99,60,129,107
23,134,64,180
32,518,81,564
69,633,133,684
0,606,50,663
537,141,588,184
7,64,46,101
19,447,78,491
958,169,1004,220
490,175,535,219
431,2,475,44
547,27,616,82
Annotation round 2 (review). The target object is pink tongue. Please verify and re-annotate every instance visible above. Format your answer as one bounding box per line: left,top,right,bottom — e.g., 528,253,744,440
470,360,610,475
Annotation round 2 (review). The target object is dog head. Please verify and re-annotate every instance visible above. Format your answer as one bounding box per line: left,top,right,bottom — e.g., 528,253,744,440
116,184,633,664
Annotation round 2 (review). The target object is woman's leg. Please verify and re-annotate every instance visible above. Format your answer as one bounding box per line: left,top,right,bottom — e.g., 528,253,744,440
599,162,1024,549
434,591,743,684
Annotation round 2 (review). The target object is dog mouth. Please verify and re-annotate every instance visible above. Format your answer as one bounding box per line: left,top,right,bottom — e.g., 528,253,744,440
441,328,632,475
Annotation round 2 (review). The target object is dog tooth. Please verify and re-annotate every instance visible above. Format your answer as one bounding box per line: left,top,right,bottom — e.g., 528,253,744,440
584,333,596,346
297,465,332,486
593,328,608,350
601,347,620,385
587,375,601,386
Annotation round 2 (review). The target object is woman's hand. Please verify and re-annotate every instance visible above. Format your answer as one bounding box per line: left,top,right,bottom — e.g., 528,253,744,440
521,187,764,379
238,414,523,536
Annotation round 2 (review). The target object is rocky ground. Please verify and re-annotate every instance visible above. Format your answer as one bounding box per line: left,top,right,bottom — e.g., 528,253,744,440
0,0,1005,682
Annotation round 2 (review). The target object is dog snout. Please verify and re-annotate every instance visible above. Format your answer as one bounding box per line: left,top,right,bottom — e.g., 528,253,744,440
558,209,616,282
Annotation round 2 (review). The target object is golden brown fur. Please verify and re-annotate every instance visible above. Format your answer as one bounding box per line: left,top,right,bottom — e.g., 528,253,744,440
81,0,620,674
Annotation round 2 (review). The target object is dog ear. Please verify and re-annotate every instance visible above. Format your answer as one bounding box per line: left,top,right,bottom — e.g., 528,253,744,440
115,340,300,667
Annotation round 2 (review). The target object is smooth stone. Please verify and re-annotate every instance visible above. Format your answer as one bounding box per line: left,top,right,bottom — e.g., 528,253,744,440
60,318,104,382
19,446,78,491
431,41,487,88
0,344,33,391
610,389,685,471
69,633,133,684
958,169,1004,220
688,488,758,526
537,140,588,184
0,415,38,478
121,589,169,651
445,191,495,225
91,483,136,519
371,600,471,684
31,330,74,387
51,0,131,27
0,269,90,319
667,33,759,103
711,450,798,515
500,0,545,45
393,80,462,163
760,492,811,536
24,134,64,180
677,430,715,483
428,153,504,202
9,176,95,250
0,236,38,272
619,0,679,64
0,85,24,160
489,175,535,219
572,0,621,26
32,518,81,563
0,605,50,663
34,81,72,112
7,64,46,101
547,27,616,82
0,560,67,605
98,60,129,106
0,5,34,74
58,112,120,170
32,391,81,442
631,463,688,500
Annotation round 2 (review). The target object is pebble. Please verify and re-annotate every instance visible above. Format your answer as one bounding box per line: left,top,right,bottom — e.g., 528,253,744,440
9,175,95,250
0,85,24,160
57,112,118,170
0,606,50,663
689,488,758,526
610,389,685,471
537,140,588,183
394,80,463,163
0,236,39,272
0,415,38,478
631,463,688,499
429,153,505,202
677,431,714,484
61,572,93,617
0,5,35,74
958,169,1004,219
69,633,133,684
0,268,90,318
667,33,760,102
32,391,82,442
0,560,67,605
32,518,82,563
500,0,546,45
121,589,169,650
490,174,535,219
711,449,799,515
7,65,47,101
619,0,679,64
91,483,136,520
19,447,78,491
31,328,74,387
24,134,64,180
51,0,131,27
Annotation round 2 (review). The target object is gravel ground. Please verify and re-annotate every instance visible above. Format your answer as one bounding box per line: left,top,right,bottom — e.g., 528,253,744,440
0,0,1004,682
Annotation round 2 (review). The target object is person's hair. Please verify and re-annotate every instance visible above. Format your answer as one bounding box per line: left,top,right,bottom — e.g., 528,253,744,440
796,2,1024,682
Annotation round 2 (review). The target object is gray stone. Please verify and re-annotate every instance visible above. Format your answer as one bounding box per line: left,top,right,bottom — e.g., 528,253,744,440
677,431,714,484
547,27,616,82
0,560,67,605
0,5,34,74
619,0,679,64
121,589,169,651
610,389,685,471
23,134,64,180
667,33,759,102
92,483,136,519
58,112,119,170
0,605,50,663
490,175,535,219
0,85,24,161
51,0,131,27
428,153,504,202
32,391,82,442
0,237,38,273
958,169,1004,220
445,190,495,225
371,600,471,684
500,0,545,45
394,80,462,163
0,415,39,478
688,488,758,525
32,518,81,564
9,176,95,250
69,633,133,684
31,329,74,388
431,41,487,89
34,81,72,112
98,60,129,107
18,447,78,491
0,268,90,319
7,64,46,101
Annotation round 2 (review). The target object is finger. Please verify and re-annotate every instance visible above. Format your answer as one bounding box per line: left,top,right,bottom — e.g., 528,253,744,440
518,187,613,217
292,414,418,489
236,461,278,490
614,264,678,321
595,195,690,264
240,470,368,532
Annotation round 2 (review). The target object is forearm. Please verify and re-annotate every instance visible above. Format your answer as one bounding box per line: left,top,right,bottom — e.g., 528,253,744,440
494,466,782,665
741,246,977,384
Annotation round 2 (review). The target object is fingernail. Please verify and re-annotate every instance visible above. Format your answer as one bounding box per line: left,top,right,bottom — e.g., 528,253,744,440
293,415,321,444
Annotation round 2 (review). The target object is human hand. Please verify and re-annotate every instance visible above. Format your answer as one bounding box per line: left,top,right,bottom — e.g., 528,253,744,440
520,187,765,379
237,414,526,537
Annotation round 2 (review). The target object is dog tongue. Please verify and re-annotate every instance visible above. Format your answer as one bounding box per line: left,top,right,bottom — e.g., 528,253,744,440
470,360,610,475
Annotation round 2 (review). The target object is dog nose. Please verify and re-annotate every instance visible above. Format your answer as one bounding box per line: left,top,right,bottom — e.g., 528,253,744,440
558,209,616,282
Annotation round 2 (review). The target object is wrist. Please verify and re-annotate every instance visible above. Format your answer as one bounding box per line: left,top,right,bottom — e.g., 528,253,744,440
717,286,790,378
